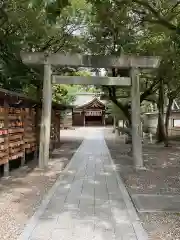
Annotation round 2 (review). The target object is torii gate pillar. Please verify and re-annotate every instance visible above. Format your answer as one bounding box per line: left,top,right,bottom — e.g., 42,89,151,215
131,68,143,168
39,60,52,169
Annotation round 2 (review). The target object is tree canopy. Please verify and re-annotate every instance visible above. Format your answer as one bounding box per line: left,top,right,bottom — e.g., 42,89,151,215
0,0,89,95
1,0,180,143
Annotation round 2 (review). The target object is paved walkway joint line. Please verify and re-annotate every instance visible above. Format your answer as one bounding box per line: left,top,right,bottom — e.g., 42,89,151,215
19,128,148,240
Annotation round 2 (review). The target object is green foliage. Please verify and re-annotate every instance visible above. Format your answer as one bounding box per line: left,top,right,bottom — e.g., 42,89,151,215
0,0,89,98
52,84,78,105
52,83,98,105
118,0,180,33
84,0,138,55
29,0,71,23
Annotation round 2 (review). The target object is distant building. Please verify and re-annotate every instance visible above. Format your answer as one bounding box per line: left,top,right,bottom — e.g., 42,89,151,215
72,92,113,126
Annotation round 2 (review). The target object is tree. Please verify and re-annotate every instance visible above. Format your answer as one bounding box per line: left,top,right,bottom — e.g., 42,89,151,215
117,0,180,33
53,84,78,105
0,0,89,96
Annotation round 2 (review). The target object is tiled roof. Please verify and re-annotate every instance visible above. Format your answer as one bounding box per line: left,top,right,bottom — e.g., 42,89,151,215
73,93,106,107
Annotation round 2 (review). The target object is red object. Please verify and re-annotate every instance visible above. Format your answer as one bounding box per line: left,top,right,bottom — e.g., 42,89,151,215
0,129,8,135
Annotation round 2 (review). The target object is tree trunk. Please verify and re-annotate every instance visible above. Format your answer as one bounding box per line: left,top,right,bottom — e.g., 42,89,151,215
112,116,118,133
156,79,168,146
165,98,173,138
156,114,166,142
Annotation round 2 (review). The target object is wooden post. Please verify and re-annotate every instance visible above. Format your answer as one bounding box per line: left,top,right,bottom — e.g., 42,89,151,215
83,112,85,127
34,104,40,161
4,100,9,177
57,111,60,145
113,116,116,133
131,68,143,168
21,108,26,166
39,60,52,169
103,113,106,126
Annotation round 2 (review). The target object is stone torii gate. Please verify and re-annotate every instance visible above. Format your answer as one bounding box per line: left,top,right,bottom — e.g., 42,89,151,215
21,52,159,169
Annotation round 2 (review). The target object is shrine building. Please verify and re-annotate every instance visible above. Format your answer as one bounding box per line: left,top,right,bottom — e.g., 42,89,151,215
72,93,110,126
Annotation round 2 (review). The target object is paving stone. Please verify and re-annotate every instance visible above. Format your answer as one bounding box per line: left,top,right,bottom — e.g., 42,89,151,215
80,196,94,206
51,228,74,240
63,203,80,212
45,202,64,213
78,204,94,219
30,219,56,239
60,173,76,183
93,228,116,240
46,197,66,210
56,216,78,229
110,200,126,210
94,218,114,231
111,209,130,223
53,185,71,195
40,208,59,219
115,223,136,240
121,237,137,240
94,207,112,221
95,189,109,202
29,237,50,240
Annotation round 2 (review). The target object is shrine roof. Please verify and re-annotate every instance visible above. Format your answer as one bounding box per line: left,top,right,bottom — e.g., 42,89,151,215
73,93,96,106
73,93,106,109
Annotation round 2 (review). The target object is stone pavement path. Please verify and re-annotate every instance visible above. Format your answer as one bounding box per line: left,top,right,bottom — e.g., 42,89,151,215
19,128,147,240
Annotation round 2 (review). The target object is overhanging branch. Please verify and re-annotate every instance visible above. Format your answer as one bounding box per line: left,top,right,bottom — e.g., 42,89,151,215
140,79,159,103
105,86,131,122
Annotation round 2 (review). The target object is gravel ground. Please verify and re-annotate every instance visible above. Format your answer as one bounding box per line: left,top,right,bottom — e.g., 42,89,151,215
0,129,83,240
104,128,180,240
